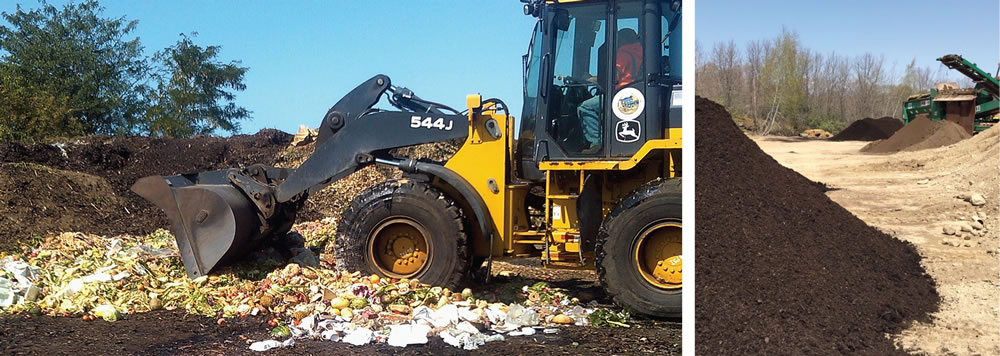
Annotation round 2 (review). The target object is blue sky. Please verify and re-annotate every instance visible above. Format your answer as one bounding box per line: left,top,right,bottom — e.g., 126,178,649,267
1,1,538,135
4,1,997,135
697,0,999,83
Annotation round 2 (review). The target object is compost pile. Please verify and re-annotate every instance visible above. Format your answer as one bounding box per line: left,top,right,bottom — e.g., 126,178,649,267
830,117,904,141
695,97,939,355
0,163,125,248
0,130,293,246
0,127,461,251
276,139,459,222
861,116,970,153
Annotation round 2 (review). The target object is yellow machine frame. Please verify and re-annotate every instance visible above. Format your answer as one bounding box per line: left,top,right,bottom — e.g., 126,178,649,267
442,95,681,270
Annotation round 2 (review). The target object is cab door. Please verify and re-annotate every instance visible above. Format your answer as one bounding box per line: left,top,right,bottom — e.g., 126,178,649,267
533,1,610,160
607,0,679,157
530,0,676,161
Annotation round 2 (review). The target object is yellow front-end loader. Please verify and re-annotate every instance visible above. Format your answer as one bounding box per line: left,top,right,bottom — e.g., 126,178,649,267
132,0,683,317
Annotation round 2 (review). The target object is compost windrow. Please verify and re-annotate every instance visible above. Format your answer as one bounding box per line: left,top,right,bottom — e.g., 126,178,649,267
861,116,970,153
0,130,293,245
830,117,904,141
695,97,938,355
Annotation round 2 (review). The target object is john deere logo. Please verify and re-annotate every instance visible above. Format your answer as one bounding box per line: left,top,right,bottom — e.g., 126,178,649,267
615,120,641,143
611,87,645,121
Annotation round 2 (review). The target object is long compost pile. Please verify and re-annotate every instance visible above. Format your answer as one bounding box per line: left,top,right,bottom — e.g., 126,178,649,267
694,97,939,355
830,117,904,141
861,116,971,153
0,129,444,252
0,130,294,246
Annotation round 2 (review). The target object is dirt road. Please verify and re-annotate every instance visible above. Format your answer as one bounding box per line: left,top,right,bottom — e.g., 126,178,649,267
752,135,999,355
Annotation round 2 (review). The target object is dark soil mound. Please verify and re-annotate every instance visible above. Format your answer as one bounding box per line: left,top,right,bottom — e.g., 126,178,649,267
830,117,903,141
861,117,971,153
0,130,292,247
0,163,124,251
695,97,938,355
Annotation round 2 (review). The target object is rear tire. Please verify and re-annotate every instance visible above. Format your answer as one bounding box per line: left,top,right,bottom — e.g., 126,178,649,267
597,178,682,318
334,179,468,289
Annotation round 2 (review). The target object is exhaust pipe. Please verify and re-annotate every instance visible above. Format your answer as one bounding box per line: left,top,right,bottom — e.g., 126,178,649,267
131,171,267,278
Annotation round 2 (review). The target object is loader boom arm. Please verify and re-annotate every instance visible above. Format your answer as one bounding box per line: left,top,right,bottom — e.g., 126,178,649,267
132,75,472,277
276,75,469,202
276,110,468,201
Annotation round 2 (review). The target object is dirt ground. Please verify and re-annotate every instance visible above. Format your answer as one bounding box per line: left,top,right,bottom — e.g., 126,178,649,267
752,135,999,355
0,258,680,355
0,309,678,356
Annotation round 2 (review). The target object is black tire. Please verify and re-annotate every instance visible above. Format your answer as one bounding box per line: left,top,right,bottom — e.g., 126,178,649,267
334,179,468,289
597,178,682,318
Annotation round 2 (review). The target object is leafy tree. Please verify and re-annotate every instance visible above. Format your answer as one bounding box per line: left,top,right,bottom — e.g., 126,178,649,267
696,28,929,135
0,72,76,142
0,0,148,141
0,2,251,141
144,33,250,137
711,40,741,109
762,29,808,132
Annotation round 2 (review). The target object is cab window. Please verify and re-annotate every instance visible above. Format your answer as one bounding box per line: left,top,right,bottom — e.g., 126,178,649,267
614,2,643,90
519,21,544,142
546,3,607,155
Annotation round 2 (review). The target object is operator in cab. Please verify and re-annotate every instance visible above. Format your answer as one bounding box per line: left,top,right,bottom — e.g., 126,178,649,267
577,28,643,153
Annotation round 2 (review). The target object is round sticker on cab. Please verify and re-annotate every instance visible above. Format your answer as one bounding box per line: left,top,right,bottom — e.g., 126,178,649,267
612,87,645,121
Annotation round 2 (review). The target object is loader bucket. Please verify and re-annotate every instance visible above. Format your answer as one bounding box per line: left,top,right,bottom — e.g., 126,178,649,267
132,174,264,278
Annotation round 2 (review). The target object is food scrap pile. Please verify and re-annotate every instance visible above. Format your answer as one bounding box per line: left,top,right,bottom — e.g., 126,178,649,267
0,224,610,350
292,217,339,265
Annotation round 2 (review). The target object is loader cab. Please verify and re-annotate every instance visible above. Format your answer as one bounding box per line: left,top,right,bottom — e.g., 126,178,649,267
517,0,682,181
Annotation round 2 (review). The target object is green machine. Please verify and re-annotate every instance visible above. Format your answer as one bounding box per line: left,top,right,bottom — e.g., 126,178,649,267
902,54,999,134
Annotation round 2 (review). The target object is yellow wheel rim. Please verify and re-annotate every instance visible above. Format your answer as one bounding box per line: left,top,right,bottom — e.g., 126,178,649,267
368,218,430,278
634,221,682,290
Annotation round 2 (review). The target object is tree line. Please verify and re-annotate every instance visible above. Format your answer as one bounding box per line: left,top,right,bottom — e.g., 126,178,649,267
0,0,250,142
695,28,973,135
